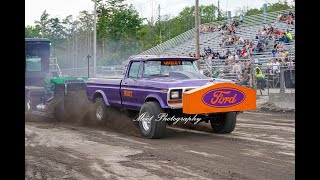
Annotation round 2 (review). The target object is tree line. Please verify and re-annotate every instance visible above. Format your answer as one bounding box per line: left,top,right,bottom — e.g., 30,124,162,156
25,0,294,68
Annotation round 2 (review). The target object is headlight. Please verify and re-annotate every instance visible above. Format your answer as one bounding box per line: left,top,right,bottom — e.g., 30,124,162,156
170,90,181,99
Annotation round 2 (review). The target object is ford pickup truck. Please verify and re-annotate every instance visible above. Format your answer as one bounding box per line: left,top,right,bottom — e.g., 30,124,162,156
86,55,256,138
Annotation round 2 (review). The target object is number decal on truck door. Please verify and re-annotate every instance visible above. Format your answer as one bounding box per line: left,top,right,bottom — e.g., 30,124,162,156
124,90,133,97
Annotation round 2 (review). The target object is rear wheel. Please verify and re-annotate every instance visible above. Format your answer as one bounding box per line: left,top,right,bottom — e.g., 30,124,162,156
54,101,64,121
139,101,166,139
210,112,237,133
25,91,32,112
53,84,65,121
93,98,109,125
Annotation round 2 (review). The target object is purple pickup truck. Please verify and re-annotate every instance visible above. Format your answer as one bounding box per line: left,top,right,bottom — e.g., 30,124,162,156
87,55,241,139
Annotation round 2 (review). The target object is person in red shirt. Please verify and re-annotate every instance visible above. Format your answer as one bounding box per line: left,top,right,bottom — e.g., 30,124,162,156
274,28,281,39
240,46,247,57
287,15,294,24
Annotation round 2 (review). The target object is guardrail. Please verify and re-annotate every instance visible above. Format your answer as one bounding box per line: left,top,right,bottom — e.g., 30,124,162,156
250,63,295,95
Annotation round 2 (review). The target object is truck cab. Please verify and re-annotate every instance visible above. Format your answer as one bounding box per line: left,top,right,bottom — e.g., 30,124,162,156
25,38,51,111
25,38,51,86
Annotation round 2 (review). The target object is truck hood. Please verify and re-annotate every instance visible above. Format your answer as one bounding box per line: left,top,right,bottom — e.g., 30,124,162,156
140,77,234,89
140,71,234,89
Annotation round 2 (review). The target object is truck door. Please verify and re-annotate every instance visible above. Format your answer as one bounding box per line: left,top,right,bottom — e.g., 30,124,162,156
121,61,143,110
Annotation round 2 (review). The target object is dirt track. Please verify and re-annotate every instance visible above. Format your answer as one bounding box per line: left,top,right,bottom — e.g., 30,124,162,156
25,111,295,180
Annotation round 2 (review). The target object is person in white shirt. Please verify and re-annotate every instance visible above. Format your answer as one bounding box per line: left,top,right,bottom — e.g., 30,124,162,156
272,59,280,74
235,54,239,60
266,59,273,74
220,50,226,59
261,30,267,38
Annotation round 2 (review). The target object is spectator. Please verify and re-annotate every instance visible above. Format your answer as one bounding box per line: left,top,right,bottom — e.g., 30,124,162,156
272,46,277,57
218,69,225,78
235,53,239,60
277,41,285,50
256,30,261,39
288,11,294,19
273,40,279,49
283,32,291,43
274,28,281,39
207,46,212,55
255,42,264,53
240,46,247,57
275,48,282,58
272,59,280,74
287,15,294,24
281,50,289,61
228,53,234,60
278,33,287,42
233,60,242,73
286,30,293,41
236,71,242,81
239,36,244,44
226,49,232,57
236,47,241,55
260,37,269,45
276,14,282,22
240,15,244,26
207,54,212,63
200,53,205,60
212,51,219,59
266,59,273,74
255,66,267,90
268,24,274,33
261,28,267,38
239,70,250,86
213,71,219,78
220,49,226,59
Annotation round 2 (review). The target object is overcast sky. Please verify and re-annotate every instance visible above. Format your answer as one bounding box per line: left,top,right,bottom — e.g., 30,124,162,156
25,0,294,26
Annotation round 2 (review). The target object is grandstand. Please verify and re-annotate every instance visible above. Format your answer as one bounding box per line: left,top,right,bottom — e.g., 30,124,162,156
139,8,295,89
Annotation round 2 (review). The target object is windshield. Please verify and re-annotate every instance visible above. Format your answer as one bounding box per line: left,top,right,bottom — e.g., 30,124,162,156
143,60,199,77
25,42,50,72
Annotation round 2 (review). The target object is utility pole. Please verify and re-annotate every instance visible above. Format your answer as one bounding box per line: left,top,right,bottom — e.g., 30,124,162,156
151,0,155,46
75,27,78,76
212,3,214,22
87,55,91,78
158,4,162,44
218,0,221,21
93,0,97,77
195,0,200,62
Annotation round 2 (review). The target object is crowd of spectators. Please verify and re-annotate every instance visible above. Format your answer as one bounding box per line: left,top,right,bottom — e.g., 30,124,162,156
276,10,294,24
201,25,217,33
187,11,295,88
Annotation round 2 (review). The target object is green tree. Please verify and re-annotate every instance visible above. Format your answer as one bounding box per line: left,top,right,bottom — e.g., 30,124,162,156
25,25,41,38
244,0,293,16
34,10,50,38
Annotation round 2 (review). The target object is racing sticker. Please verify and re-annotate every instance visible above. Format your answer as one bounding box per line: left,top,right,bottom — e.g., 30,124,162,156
182,82,256,114
202,88,245,108
161,61,182,66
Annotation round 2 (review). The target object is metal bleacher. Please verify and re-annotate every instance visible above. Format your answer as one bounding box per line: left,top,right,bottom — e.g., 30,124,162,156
138,8,295,83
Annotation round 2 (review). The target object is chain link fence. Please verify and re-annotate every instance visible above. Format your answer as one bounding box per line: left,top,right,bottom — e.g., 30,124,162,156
199,56,295,95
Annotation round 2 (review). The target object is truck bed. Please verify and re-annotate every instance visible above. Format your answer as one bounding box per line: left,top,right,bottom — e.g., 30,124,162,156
86,77,123,108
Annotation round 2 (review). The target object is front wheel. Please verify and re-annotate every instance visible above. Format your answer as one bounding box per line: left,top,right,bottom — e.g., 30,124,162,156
139,101,167,139
210,112,237,133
